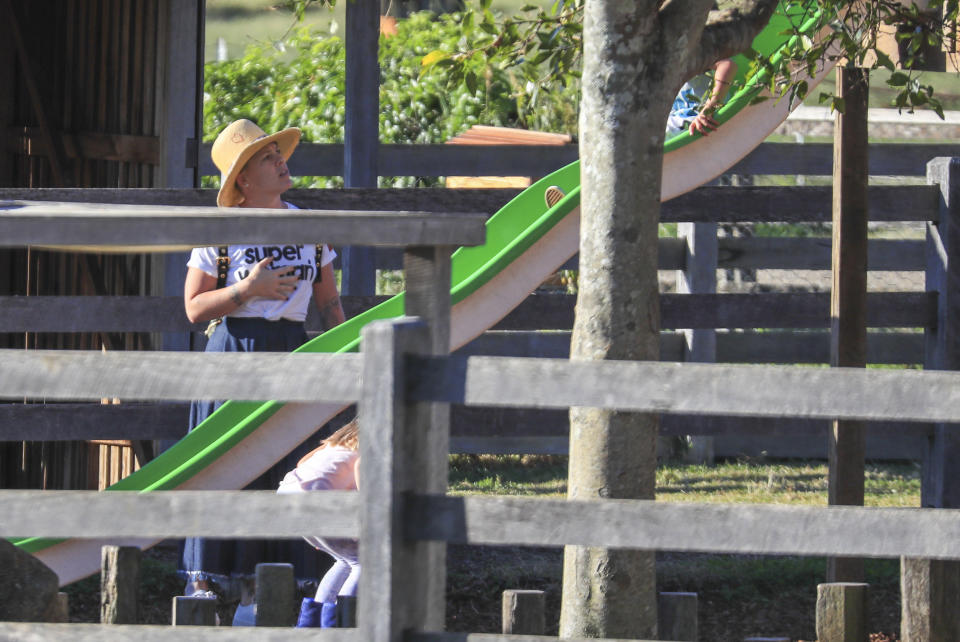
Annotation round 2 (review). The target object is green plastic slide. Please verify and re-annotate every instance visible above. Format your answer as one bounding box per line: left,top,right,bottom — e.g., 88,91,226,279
16,2,827,576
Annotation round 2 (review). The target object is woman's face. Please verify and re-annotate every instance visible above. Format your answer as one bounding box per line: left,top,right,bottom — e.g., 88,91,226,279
237,142,292,199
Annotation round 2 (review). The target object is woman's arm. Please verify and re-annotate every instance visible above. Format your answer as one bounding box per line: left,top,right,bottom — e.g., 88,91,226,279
312,261,346,330
184,256,299,323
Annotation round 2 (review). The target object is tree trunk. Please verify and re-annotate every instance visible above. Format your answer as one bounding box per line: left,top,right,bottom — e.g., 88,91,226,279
558,1,675,638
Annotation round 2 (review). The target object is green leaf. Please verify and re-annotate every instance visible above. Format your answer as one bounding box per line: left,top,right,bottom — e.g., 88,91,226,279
465,70,478,94
421,50,449,69
888,71,910,87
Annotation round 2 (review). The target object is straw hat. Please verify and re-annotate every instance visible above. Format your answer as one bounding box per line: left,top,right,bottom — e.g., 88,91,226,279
211,119,301,207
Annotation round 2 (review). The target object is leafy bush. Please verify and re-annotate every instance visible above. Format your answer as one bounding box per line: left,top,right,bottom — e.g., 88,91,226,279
203,8,580,188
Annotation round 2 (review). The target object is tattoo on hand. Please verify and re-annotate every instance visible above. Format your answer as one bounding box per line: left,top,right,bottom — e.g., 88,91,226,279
231,284,244,306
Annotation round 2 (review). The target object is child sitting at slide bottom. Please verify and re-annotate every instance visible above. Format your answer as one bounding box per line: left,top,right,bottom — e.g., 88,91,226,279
277,418,361,628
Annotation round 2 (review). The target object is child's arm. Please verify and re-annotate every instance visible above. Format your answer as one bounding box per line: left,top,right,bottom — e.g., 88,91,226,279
353,456,361,490
689,58,738,136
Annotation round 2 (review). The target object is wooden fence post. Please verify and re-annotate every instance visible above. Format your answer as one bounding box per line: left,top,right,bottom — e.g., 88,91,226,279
657,591,697,641
827,65,869,584
677,221,717,464
905,156,960,640
359,317,441,641
815,582,868,642
172,595,216,626
100,545,140,624
342,0,379,296
502,589,545,635
337,594,357,627
254,562,296,627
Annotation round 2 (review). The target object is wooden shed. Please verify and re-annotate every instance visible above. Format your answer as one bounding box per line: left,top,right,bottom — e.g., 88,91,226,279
0,0,203,489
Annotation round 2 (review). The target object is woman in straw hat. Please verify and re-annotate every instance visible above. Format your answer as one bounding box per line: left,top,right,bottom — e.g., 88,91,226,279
179,119,346,620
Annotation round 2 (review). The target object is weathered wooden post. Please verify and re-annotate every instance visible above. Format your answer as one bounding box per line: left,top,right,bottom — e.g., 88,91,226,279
502,589,545,635
254,562,296,627
657,591,697,641
172,596,216,626
359,317,445,641
342,0,379,296
827,65,868,584
337,594,358,628
100,545,140,624
903,155,960,641
677,221,717,464
359,241,453,640
815,582,868,642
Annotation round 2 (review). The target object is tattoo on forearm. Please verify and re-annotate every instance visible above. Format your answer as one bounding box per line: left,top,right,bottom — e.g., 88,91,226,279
231,284,244,306
319,296,344,328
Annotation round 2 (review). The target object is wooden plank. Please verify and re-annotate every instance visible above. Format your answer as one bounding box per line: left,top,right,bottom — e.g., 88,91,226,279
0,623,360,640
0,350,362,401
1,490,359,538
827,67,869,583
662,185,939,223
341,0,379,297
717,329,924,364
401,248,452,631
0,184,940,224
359,318,442,640
409,356,960,423
659,292,935,330
718,237,925,271
7,128,161,164
924,157,960,510
728,143,960,177
0,403,188,441
0,201,488,249
406,494,960,559
195,142,959,179
157,0,200,188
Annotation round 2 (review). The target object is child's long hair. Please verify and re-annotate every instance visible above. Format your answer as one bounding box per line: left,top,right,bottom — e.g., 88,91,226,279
323,418,359,451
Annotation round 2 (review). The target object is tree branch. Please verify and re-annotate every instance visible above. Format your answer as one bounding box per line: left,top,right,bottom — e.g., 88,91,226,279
679,0,780,80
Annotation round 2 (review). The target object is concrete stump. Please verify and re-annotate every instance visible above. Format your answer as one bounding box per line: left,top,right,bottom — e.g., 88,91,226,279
502,589,545,635
816,582,868,642
901,557,960,641
100,545,140,624
658,591,697,641
254,563,296,627
42,593,69,623
172,595,217,626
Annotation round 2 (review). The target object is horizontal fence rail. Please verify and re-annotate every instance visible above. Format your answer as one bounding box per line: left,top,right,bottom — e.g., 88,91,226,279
405,495,960,559
0,292,935,333
192,142,960,178
1,490,358,539
0,185,940,226
0,201,487,249
0,399,933,445
410,356,960,422
0,623,360,640
0,350,362,401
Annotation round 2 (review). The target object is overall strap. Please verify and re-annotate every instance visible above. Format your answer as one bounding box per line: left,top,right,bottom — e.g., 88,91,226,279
215,246,230,289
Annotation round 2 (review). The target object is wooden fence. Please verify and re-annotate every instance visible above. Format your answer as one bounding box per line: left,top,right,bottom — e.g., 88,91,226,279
2,168,959,637
4,244,960,639
1,142,957,465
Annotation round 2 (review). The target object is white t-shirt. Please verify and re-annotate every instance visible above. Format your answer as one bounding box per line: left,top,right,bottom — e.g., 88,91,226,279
186,202,336,322
277,446,359,493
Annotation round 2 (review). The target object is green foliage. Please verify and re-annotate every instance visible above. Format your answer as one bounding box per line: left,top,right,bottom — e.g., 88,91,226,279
204,8,578,188
431,1,960,120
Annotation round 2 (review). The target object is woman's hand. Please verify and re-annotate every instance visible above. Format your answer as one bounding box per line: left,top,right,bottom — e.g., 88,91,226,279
241,257,299,301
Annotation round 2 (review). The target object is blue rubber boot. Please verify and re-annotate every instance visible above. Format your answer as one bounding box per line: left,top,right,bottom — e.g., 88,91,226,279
320,602,338,628
295,598,323,628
